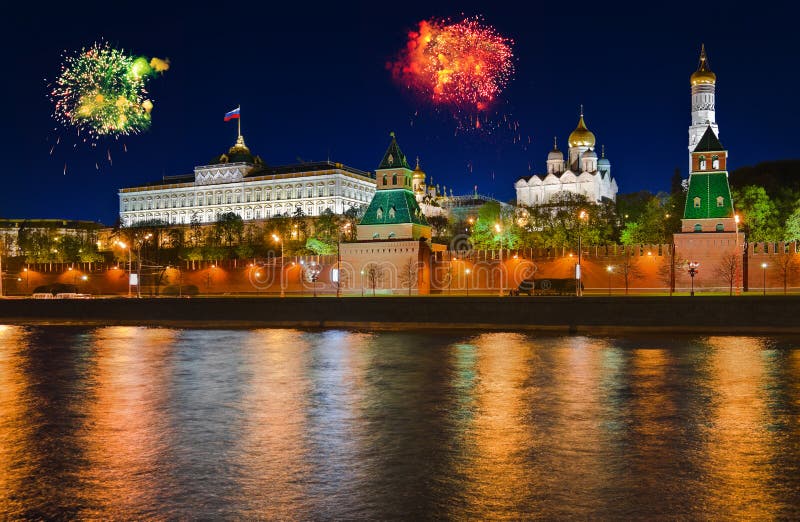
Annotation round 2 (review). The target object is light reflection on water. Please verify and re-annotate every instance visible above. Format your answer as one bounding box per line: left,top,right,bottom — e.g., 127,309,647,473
0,326,799,519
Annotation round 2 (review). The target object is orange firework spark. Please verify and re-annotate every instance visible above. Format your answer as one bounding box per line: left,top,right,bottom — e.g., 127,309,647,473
390,16,514,111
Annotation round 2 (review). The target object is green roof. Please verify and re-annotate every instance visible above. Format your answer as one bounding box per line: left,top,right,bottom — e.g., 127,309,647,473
683,172,734,219
378,133,411,170
693,126,724,153
359,189,428,226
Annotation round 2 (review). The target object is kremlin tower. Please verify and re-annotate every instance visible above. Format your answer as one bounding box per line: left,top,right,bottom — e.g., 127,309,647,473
674,45,741,291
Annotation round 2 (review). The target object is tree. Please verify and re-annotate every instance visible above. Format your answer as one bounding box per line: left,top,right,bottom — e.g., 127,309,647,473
305,237,336,255
427,215,450,240
733,186,781,242
469,201,520,250
784,204,800,242
619,248,643,295
714,253,740,296
364,263,385,296
215,212,244,247
619,194,673,245
774,252,799,295
343,206,363,240
398,257,419,296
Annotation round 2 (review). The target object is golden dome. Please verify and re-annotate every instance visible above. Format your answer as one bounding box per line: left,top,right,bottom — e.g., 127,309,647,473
412,157,426,179
568,115,596,148
690,44,716,86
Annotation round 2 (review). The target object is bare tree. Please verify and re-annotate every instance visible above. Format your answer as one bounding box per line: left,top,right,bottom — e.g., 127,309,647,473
364,263,385,296
619,247,643,295
714,252,740,296
398,257,419,296
774,252,799,295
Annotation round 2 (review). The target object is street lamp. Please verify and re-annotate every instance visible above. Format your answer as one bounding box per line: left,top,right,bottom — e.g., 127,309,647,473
577,210,588,297
761,262,767,296
606,265,613,296
465,268,471,296
272,233,285,297
336,223,351,298
495,223,503,297
688,261,700,296
115,241,132,297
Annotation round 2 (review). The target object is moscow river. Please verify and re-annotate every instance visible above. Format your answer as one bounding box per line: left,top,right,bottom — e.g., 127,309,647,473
0,326,798,519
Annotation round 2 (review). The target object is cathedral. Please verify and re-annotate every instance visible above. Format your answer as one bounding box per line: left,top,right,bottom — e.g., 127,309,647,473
514,111,618,206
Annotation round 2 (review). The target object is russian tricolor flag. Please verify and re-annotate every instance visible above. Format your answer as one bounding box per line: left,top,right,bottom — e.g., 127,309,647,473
224,107,240,121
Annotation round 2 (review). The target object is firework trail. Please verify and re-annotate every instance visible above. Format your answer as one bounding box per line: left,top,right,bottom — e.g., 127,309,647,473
50,41,168,142
390,16,513,113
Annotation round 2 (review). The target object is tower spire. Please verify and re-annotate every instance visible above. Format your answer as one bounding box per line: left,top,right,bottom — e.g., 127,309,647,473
553,136,558,150
601,144,605,158
580,104,584,118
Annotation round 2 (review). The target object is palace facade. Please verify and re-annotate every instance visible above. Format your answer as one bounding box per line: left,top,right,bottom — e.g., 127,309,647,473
118,135,377,226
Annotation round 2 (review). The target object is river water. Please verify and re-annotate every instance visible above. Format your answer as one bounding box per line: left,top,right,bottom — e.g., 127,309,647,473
0,326,798,519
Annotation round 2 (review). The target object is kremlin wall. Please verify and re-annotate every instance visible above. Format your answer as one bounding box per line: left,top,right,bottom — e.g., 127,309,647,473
3,240,797,296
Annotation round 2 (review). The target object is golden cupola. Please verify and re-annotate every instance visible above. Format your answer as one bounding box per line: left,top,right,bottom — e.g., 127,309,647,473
568,111,596,148
690,44,716,86
412,157,426,180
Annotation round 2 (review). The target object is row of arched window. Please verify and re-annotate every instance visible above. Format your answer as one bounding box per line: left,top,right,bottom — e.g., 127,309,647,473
122,183,375,212
697,155,720,171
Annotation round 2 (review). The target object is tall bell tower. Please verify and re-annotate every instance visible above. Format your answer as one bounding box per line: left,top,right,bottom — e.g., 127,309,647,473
688,44,719,153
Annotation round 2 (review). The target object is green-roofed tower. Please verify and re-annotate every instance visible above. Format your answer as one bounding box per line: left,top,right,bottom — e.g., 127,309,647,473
681,125,736,233
357,132,431,241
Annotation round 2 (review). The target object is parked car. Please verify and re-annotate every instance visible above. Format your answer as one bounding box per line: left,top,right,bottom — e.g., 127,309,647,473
515,278,583,296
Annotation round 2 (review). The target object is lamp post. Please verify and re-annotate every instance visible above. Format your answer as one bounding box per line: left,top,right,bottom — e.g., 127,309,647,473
761,262,767,296
688,261,700,297
272,234,285,297
465,268,471,296
577,210,588,297
336,223,350,298
116,241,132,297
606,265,613,296
495,223,503,297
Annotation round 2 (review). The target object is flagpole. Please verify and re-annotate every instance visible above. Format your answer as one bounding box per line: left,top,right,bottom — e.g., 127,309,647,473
237,105,241,138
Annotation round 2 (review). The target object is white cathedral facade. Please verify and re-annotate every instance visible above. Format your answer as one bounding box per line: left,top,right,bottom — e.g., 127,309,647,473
514,112,618,206
119,135,376,226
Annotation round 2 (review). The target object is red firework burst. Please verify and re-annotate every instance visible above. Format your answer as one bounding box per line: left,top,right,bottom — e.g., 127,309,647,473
390,17,514,111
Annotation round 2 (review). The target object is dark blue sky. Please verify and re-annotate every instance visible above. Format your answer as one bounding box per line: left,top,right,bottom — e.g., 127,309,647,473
4,1,797,225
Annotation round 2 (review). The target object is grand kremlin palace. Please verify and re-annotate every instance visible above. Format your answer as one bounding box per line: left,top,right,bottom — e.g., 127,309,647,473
119,135,377,226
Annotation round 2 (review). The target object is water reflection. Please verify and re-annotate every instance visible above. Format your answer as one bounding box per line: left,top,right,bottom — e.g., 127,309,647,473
0,327,798,519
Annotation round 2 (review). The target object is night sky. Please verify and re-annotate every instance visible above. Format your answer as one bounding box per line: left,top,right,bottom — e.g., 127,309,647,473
3,1,797,225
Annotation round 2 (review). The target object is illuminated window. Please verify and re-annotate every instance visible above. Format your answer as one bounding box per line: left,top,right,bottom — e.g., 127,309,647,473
376,207,384,220
712,155,719,169
388,206,396,219
694,197,701,208
699,155,706,170
717,196,724,207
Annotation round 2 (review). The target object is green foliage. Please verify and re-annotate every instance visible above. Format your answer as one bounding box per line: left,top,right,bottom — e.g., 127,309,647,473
784,205,800,242
305,237,336,255
733,186,782,242
215,212,244,247
427,215,450,239
619,195,673,245
469,201,521,250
